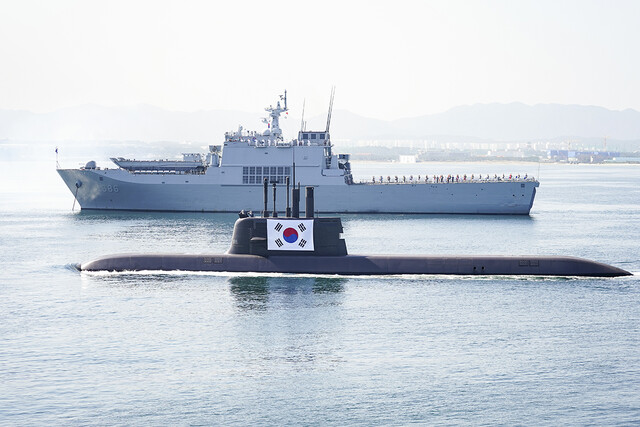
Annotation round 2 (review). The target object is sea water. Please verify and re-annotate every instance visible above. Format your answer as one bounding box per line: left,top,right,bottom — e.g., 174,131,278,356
0,160,639,425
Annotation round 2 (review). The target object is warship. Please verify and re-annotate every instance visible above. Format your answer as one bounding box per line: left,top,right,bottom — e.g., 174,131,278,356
58,91,540,214
80,180,630,277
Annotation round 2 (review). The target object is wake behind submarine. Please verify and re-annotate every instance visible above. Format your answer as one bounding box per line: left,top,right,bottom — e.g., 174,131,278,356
80,179,631,277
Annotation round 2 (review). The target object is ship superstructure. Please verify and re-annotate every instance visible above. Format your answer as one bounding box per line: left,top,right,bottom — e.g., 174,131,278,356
57,91,539,214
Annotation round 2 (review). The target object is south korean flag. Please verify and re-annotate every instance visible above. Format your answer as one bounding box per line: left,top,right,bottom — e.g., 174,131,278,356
267,219,315,251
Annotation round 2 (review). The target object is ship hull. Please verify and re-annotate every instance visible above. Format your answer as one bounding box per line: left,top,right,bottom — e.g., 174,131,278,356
80,254,631,277
58,168,538,214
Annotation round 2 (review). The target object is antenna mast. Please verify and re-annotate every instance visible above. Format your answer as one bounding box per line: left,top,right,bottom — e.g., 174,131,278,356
263,90,288,138
325,86,335,133
300,99,306,132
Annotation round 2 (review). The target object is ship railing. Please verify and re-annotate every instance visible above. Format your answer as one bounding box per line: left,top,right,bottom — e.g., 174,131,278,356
226,138,329,147
295,140,331,146
358,176,538,184
240,138,292,147
125,169,207,175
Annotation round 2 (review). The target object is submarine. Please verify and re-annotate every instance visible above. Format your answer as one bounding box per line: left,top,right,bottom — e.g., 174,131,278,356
80,178,631,277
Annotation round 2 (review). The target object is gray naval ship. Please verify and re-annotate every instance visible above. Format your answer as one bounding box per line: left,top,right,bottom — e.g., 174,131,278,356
81,181,630,277
58,91,540,214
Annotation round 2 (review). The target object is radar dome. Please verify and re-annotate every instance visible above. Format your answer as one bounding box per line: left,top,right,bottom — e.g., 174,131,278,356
84,160,97,169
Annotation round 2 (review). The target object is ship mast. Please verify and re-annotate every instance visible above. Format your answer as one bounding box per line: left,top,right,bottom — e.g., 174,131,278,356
263,90,288,139
325,86,335,133
300,99,306,132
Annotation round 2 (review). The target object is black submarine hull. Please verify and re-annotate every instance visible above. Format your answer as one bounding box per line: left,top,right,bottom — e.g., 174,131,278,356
80,254,631,277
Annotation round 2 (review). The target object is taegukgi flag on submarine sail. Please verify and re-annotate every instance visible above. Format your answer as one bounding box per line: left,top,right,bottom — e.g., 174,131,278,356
266,219,314,251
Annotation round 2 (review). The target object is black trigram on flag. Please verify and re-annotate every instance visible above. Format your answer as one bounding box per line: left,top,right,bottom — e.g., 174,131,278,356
275,238,284,247
298,239,307,248
274,223,283,232
298,223,306,232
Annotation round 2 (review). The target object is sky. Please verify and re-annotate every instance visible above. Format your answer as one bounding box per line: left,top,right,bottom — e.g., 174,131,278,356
0,0,639,120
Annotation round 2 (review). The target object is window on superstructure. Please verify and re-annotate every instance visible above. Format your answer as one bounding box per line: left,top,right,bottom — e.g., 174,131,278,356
242,165,291,185
310,134,317,139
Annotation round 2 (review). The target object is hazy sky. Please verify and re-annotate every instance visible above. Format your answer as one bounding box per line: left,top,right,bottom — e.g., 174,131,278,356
1,0,638,119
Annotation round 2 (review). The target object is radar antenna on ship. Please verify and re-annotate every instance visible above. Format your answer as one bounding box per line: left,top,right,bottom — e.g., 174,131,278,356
263,90,289,138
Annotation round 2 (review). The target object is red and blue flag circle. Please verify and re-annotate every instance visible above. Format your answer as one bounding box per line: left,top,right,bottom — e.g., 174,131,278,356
283,227,298,243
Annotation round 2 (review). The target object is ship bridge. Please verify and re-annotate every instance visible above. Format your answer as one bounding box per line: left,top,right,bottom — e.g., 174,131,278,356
297,131,330,145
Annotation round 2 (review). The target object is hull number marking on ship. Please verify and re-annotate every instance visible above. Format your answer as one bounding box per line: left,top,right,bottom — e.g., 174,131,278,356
100,185,119,193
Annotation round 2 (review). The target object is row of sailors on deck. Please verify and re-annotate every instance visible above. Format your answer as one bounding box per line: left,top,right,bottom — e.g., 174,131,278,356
371,174,528,183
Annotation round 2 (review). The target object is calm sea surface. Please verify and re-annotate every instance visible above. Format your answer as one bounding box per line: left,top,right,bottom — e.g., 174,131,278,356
1,160,639,425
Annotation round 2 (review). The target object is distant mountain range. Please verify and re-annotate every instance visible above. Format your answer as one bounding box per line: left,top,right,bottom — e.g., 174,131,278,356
331,104,640,144
1,103,640,145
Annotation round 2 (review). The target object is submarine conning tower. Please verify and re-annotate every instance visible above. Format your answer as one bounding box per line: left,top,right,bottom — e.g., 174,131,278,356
228,180,347,257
